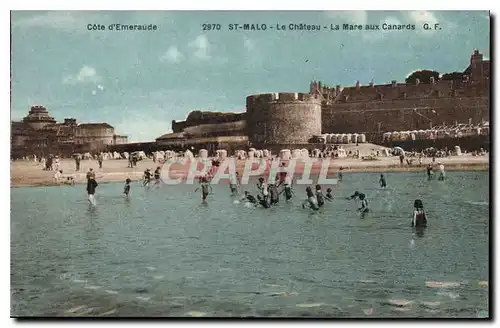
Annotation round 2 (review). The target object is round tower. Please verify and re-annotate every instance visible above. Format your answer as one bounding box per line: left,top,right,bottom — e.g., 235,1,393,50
22,105,56,130
246,92,322,147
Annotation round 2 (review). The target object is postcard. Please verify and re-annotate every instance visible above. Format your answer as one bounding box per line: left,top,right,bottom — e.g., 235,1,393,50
10,10,490,318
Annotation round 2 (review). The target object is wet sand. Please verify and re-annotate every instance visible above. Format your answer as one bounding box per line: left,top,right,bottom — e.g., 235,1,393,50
10,155,488,187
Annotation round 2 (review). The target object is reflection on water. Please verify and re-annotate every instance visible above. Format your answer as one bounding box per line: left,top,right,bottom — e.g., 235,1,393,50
414,227,426,238
11,172,489,317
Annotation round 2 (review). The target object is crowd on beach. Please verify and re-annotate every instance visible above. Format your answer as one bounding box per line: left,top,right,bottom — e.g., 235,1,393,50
13,144,488,166
13,143,484,189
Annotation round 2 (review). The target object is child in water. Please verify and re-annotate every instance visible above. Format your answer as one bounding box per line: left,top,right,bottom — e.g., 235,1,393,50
426,164,434,180
315,184,325,207
154,166,161,186
379,174,387,188
438,163,446,181
143,169,152,186
124,178,131,197
412,199,427,227
87,177,98,205
241,191,258,204
195,176,212,202
358,193,369,213
229,172,240,195
347,191,363,200
257,194,271,208
268,179,280,205
257,177,270,203
325,188,334,200
279,174,294,201
302,186,319,210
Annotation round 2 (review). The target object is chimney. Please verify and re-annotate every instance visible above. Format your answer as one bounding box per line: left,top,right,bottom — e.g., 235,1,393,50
355,80,360,90
369,79,374,88
335,85,340,95
318,81,322,90
430,76,435,84
416,78,420,85
391,80,397,87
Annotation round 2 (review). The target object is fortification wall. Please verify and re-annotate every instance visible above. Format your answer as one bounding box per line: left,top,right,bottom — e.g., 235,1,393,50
172,111,246,133
322,96,489,134
332,80,488,103
183,120,247,138
246,93,322,147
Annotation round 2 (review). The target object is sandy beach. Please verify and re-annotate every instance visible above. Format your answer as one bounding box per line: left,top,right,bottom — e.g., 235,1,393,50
10,155,489,187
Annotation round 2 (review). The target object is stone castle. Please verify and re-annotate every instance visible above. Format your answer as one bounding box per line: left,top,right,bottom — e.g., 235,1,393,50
11,105,128,158
157,49,490,153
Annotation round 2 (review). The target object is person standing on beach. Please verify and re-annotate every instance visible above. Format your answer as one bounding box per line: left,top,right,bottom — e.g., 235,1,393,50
54,156,60,171
338,167,343,182
53,170,63,184
98,153,104,169
75,155,81,171
46,155,53,171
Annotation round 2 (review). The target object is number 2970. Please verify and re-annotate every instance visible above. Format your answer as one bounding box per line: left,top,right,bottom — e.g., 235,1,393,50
202,24,222,31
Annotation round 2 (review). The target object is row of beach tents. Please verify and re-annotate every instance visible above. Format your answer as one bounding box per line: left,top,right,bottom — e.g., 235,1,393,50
319,133,367,144
383,126,490,142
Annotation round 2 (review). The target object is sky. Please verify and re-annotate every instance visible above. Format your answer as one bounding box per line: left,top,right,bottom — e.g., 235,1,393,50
10,10,490,142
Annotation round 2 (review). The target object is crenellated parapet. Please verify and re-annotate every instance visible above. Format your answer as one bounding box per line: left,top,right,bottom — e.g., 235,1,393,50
246,92,322,146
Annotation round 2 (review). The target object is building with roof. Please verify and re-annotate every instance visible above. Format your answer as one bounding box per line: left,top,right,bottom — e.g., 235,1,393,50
11,106,128,158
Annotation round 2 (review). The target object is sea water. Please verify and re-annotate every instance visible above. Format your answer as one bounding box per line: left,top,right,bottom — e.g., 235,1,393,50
11,171,489,317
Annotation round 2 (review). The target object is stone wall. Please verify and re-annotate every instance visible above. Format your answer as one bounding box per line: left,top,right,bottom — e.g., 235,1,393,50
172,111,246,133
246,92,322,148
322,96,489,134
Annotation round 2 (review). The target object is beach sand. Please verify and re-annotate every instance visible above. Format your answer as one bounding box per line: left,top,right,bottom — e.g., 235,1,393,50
10,155,489,187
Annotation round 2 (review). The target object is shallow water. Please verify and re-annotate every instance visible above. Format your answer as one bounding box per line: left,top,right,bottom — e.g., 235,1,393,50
11,172,489,317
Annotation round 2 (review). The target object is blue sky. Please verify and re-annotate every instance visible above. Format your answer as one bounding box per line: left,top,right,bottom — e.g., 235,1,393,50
11,10,489,141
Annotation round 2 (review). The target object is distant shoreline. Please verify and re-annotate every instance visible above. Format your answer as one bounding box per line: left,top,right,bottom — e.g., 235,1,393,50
10,157,489,188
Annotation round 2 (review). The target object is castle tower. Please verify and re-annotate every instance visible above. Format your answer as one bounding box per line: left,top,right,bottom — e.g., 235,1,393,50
246,93,321,147
470,49,485,82
22,105,56,130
